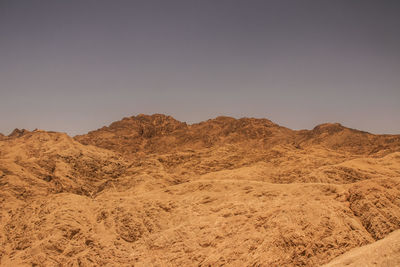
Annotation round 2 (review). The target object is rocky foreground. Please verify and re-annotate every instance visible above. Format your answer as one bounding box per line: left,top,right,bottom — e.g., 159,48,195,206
1,114,399,266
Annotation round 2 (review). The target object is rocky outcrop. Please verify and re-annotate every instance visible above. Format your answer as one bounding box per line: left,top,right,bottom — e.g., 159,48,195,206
8,128,30,138
1,114,400,266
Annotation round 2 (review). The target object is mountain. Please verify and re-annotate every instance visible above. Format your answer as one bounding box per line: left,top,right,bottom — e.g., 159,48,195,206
74,114,294,154
1,114,399,266
75,114,400,156
296,123,400,155
8,128,31,138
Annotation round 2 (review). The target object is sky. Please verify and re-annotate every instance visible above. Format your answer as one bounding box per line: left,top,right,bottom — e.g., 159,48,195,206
1,0,400,136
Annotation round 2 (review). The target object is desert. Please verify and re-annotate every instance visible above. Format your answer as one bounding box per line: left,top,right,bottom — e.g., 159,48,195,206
2,0,400,266
0,114,399,266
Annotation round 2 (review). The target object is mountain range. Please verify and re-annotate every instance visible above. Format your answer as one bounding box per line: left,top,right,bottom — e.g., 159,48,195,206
1,114,399,266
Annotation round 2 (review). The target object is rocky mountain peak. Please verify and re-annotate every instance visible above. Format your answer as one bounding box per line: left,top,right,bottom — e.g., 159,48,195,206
8,128,30,138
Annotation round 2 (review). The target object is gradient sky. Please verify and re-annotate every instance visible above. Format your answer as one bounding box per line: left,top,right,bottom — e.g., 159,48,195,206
1,0,400,136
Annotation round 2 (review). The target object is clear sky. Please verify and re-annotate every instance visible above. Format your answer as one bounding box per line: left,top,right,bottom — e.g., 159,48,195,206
1,0,399,136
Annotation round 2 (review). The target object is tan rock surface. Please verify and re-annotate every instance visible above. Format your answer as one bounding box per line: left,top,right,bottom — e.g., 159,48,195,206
323,229,400,267
1,114,399,266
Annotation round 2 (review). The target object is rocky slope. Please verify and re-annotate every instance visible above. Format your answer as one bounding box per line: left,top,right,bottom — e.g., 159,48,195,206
1,114,400,266
75,114,400,156
323,229,400,267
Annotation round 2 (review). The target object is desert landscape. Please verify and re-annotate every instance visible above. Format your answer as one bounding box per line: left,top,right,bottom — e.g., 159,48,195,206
2,0,400,266
0,114,399,266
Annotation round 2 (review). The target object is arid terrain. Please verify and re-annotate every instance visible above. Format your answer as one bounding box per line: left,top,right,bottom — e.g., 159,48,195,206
1,114,399,266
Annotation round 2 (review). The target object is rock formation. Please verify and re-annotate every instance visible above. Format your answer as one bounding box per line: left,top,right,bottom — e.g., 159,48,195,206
1,114,399,266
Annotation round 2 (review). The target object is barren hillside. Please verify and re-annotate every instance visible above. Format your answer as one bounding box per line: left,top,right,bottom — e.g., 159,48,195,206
1,114,399,266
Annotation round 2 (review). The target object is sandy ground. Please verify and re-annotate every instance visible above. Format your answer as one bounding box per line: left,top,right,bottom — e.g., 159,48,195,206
1,114,399,266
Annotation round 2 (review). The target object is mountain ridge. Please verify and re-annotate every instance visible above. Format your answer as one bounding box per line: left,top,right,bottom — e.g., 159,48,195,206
1,114,399,266
74,114,400,156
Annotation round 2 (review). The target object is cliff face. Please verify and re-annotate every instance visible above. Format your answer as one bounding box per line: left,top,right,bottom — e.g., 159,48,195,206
1,114,400,266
